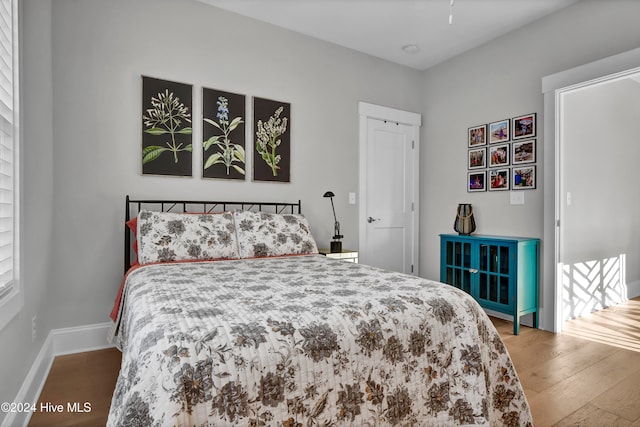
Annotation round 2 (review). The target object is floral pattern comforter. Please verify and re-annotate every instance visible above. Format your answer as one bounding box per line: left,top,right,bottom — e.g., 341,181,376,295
108,255,532,427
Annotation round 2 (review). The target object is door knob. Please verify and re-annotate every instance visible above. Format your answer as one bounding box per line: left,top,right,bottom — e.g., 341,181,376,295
367,216,380,223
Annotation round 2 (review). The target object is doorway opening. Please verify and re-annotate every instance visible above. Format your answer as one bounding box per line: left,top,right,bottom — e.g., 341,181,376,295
543,48,640,333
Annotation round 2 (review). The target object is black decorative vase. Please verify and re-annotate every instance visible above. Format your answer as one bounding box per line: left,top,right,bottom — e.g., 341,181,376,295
453,203,476,235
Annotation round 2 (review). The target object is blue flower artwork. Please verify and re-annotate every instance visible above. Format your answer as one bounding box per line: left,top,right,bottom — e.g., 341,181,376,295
202,88,246,180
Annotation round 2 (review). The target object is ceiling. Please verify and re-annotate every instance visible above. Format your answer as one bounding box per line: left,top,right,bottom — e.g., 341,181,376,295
197,0,580,70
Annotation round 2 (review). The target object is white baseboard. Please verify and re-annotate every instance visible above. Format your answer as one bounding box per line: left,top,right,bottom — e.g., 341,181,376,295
627,279,640,300
2,322,116,427
50,322,116,356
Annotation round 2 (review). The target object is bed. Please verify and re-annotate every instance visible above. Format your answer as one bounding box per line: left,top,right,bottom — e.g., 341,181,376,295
108,196,532,427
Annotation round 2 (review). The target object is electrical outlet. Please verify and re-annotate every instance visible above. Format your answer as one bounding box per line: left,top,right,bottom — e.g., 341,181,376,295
510,191,524,205
32,316,37,342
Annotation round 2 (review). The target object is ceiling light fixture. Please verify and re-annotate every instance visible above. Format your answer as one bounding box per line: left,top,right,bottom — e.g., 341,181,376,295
401,44,420,54
449,0,454,25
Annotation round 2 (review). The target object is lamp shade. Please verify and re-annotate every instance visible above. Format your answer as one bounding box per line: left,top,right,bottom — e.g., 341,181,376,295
323,191,335,198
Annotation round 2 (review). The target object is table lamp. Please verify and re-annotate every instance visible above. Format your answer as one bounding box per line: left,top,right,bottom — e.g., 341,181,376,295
323,191,343,252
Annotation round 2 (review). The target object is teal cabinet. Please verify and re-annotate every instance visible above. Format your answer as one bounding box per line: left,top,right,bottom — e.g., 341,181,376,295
440,234,539,335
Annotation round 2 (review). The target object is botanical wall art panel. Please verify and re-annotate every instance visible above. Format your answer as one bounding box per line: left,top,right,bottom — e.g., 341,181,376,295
142,76,193,177
202,88,246,180
253,97,290,183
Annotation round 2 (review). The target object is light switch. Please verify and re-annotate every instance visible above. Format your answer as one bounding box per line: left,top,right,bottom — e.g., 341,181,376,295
348,192,356,205
510,191,524,205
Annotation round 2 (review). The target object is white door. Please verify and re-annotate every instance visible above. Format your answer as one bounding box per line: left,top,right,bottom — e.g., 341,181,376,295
358,103,421,274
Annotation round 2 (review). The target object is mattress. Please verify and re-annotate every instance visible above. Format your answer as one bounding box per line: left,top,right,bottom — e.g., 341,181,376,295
108,255,532,426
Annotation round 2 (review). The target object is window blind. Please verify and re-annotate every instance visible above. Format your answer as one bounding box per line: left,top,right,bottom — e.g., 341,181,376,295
0,0,15,301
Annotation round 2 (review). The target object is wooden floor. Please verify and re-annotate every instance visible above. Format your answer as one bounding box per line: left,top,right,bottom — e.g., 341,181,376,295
29,298,640,426
28,348,121,427
494,297,640,426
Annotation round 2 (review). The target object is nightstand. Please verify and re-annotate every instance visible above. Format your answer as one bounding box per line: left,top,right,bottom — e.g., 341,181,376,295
318,249,359,263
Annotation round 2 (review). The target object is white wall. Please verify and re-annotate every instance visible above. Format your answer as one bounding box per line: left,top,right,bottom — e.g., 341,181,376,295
44,0,423,330
560,77,640,318
0,0,425,419
420,0,640,331
0,0,54,414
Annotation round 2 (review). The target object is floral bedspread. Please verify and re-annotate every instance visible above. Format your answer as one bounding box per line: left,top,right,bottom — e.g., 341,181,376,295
108,255,532,427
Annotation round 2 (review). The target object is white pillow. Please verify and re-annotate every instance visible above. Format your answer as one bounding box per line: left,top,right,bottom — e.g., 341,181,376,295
233,210,318,258
137,210,239,265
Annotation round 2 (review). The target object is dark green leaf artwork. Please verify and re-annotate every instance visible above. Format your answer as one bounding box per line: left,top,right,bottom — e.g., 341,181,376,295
142,76,193,177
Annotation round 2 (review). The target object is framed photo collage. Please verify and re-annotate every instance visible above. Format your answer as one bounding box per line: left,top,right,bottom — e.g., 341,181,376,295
467,113,536,192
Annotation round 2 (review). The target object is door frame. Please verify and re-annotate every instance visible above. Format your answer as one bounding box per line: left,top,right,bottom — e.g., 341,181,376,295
542,47,640,332
358,102,421,274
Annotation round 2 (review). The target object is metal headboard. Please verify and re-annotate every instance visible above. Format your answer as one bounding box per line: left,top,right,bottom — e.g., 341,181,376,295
124,195,302,273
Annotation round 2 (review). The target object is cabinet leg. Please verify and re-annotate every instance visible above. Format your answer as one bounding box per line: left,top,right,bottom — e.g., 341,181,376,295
513,317,520,335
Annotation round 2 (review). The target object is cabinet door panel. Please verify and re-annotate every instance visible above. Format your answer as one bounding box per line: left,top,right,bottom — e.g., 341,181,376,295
455,242,462,265
500,276,510,305
489,275,498,301
479,272,487,299
462,243,471,268
479,244,488,271
443,240,472,295
446,241,454,264
462,269,471,294
500,246,509,274
477,243,511,308
489,245,498,272
449,267,472,294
